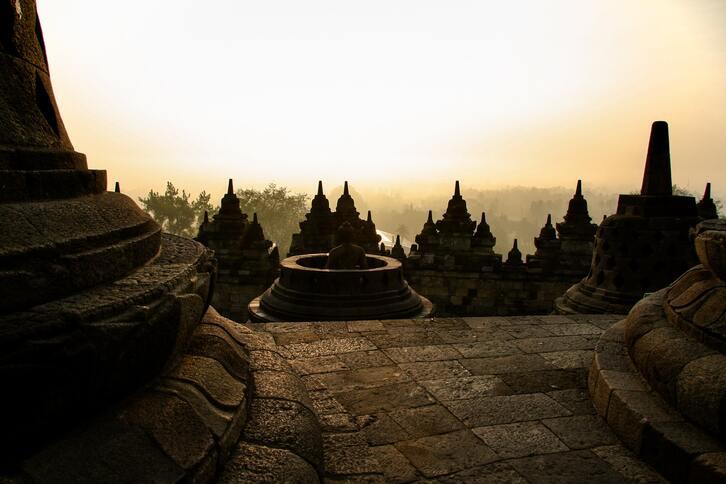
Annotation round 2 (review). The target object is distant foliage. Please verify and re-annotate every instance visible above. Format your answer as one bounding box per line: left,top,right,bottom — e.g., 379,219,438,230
138,182,308,255
672,184,723,212
138,182,215,238
236,184,308,255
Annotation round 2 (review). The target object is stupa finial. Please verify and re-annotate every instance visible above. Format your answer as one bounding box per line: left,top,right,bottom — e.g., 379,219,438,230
640,121,673,196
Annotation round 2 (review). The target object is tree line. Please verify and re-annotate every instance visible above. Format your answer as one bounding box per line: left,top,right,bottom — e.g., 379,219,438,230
138,182,308,256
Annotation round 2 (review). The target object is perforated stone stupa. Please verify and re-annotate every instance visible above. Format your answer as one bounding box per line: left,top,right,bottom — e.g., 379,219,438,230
404,180,599,315
289,181,382,255
556,121,708,315
195,179,278,322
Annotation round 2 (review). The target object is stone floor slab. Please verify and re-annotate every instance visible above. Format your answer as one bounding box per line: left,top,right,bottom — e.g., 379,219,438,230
460,354,553,375
433,462,528,483
498,368,586,394
419,375,511,401
334,382,435,415
508,450,625,483
370,445,419,483
541,350,594,369
545,388,596,416
282,337,376,358
591,445,667,483
388,404,464,438
542,415,618,450
383,345,460,363
361,413,412,446
452,340,520,358
444,393,571,427
541,323,603,336
288,355,348,375
338,350,394,369
399,360,471,381
499,324,555,339
473,421,568,459
365,331,445,349
315,366,410,392
395,430,498,478
347,320,386,332
514,335,593,354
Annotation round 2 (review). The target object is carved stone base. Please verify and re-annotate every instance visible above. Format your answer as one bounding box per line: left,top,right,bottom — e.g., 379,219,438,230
0,234,214,465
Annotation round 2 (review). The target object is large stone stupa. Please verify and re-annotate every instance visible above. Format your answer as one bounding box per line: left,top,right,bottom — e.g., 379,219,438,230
556,122,702,314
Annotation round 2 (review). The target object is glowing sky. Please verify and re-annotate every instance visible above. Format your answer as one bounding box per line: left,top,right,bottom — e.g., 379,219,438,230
37,0,725,200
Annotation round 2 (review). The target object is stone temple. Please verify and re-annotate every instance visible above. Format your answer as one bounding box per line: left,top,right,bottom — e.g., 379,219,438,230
195,179,279,322
556,121,703,315
2,2,725,482
289,181,383,256
403,179,598,315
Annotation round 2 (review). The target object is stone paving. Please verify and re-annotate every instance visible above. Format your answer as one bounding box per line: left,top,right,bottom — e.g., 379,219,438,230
251,315,667,483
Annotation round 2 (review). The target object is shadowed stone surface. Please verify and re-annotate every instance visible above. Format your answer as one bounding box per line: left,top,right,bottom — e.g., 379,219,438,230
591,312,726,483
219,442,319,483
395,430,498,478
253,314,665,482
242,399,322,472
473,422,568,459
508,450,625,483
2,234,215,465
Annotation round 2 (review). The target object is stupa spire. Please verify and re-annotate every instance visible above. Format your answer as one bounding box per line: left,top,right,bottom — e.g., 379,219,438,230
437,180,475,235
227,178,234,195
317,180,323,196
640,121,673,196
697,182,718,220
532,213,561,263
506,238,523,265
391,234,405,260
114,182,120,193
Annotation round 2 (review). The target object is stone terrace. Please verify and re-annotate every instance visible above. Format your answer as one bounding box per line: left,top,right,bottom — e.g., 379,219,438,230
249,315,666,483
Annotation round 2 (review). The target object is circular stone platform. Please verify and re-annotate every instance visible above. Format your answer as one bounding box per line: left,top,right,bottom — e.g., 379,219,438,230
1,234,215,464
248,254,432,322
588,219,726,482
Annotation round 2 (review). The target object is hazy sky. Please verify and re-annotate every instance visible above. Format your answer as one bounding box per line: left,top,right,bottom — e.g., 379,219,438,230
37,0,725,201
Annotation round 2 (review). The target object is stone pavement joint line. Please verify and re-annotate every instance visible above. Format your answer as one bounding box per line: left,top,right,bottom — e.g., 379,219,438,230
252,315,666,483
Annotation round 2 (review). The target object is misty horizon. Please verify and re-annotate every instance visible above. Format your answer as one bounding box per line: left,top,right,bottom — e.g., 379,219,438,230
36,0,725,203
